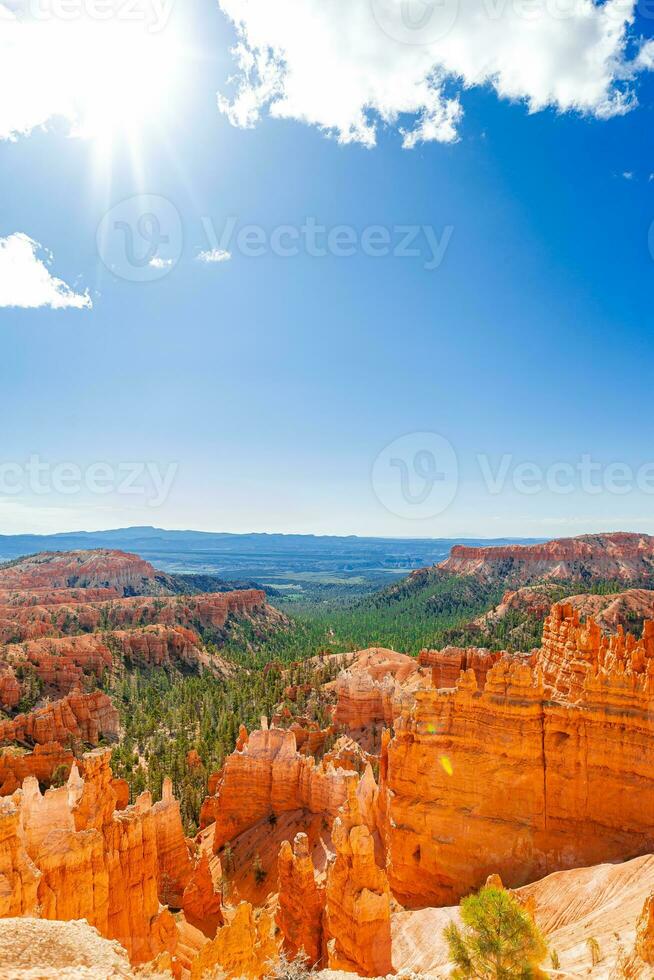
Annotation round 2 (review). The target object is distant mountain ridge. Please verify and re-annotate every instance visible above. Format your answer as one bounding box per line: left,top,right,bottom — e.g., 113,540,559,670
0,527,542,593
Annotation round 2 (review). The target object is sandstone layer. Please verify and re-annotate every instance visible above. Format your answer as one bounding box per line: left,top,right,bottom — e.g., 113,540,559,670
276,831,325,965
382,606,654,908
205,723,350,847
0,748,188,964
0,550,167,595
324,773,392,977
0,588,268,647
330,648,426,739
0,690,119,747
437,531,654,585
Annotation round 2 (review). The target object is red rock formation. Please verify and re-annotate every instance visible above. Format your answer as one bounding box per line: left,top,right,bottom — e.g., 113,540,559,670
418,645,505,688
0,550,167,594
182,849,223,937
0,742,74,795
0,690,119,746
0,588,268,646
437,532,654,584
0,748,184,964
0,665,20,709
1,625,229,702
205,724,350,846
276,832,325,965
0,586,120,606
325,774,393,976
540,602,654,701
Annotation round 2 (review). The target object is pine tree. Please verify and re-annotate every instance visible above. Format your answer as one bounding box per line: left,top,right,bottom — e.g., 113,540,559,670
444,886,547,980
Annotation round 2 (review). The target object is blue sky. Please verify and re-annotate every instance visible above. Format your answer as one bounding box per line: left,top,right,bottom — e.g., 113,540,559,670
0,0,653,537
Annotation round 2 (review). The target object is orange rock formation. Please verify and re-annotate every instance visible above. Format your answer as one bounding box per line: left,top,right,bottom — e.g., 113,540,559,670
276,832,325,965
418,645,506,688
331,648,425,734
325,772,393,976
0,748,185,964
382,607,654,907
0,742,74,795
189,901,277,980
205,723,350,847
540,600,654,701
0,689,119,746
152,777,193,908
182,849,223,936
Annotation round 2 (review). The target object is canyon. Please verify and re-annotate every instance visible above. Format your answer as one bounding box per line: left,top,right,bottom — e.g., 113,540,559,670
3,540,654,977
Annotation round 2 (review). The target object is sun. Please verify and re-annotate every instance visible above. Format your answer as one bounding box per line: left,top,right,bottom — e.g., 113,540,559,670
40,2,188,163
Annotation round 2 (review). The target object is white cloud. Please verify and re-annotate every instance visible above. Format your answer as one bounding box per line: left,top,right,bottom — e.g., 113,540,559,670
0,233,91,309
217,0,649,146
197,249,232,263
622,171,634,179
149,256,175,269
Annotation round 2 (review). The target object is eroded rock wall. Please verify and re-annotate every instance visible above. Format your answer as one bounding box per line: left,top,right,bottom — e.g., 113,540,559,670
383,612,654,907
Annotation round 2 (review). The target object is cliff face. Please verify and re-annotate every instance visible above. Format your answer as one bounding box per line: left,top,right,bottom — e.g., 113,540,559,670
151,777,194,908
0,588,268,646
0,689,119,747
182,849,223,936
331,648,426,736
540,601,654,701
382,608,654,908
0,795,40,917
325,773,393,977
276,832,325,965
437,531,654,585
0,550,167,595
0,742,74,795
418,645,507,688
0,748,187,964
205,724,350,848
